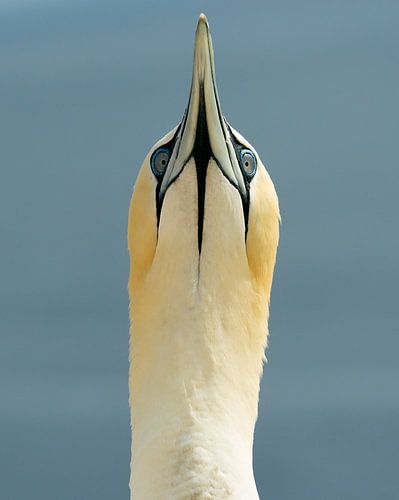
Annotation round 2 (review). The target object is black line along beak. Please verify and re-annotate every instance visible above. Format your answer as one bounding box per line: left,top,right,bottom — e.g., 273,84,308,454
158,14,248,251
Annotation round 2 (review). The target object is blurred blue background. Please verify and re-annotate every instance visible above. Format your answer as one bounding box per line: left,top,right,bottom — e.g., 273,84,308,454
1,1,398,498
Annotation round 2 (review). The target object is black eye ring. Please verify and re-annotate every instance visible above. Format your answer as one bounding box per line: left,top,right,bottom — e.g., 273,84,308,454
240,148,257,180
150,147,171,177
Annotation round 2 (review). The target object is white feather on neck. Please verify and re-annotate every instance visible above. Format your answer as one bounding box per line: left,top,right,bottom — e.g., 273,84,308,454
129,162,279,499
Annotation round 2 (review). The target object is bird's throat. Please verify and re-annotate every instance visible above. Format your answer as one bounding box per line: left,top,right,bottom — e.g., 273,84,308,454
129,303,264,500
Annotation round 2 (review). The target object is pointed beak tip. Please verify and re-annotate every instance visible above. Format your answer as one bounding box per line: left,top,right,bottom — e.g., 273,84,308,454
198,13,208,23
197,13,209,30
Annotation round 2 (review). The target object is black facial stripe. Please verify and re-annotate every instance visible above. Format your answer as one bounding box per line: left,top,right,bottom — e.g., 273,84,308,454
226,124,251,236
154,125,181,224
192,83,212,253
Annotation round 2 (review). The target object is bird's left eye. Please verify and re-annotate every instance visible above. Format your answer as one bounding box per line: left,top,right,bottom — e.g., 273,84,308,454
240,149,257,179
151,147,171,177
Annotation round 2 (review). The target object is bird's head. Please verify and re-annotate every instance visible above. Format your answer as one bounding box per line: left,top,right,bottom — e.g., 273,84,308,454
128,14,279,320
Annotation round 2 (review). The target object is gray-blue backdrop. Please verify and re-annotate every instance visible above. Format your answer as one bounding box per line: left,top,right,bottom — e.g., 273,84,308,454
1,1,398,498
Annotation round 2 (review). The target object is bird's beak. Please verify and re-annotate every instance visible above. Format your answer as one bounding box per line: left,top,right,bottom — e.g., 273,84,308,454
159,14,246,199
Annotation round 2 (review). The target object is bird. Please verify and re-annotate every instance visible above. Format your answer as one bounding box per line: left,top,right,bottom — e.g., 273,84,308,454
127,13,280,500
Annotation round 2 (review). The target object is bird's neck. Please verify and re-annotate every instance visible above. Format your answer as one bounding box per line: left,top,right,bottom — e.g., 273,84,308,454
129,294,266,499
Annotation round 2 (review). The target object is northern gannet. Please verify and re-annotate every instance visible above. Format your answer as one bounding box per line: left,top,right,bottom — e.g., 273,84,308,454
128,14,280,500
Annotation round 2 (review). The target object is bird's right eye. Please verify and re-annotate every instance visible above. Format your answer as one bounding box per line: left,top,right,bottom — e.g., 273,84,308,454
151,148,171,177
240,148,257,180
